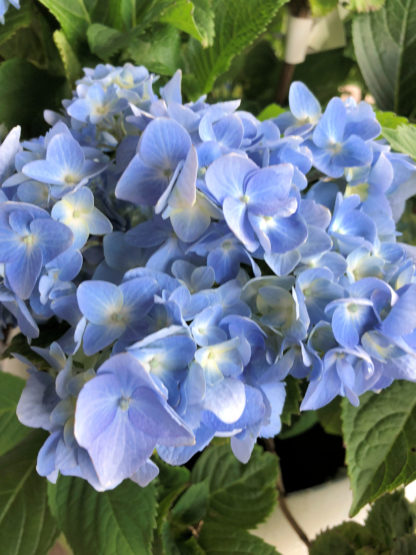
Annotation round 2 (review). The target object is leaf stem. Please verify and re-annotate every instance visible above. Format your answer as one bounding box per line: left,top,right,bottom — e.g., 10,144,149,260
263,438,311,548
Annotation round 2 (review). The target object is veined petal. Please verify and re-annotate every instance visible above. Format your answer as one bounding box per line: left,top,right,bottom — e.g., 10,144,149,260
139,117,191,169
289,82,321,122
223,196,258,252
313,98,346,147
83,322,124,355
115,154,169,206
334,135,372,168
205,154,257,204
249,212,307,254
30,218,73,262
6,245,43,299
77,280,123,325
168,146,198,210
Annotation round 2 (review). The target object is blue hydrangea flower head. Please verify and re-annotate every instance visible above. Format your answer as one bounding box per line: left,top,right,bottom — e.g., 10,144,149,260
76,277,159,354
51,187,112,249
115,118,192,206
308,98,373,178
22,131,106,197
74,352,194,489
0,202,73,298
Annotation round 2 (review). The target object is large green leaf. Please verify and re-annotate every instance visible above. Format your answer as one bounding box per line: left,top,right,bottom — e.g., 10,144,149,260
365,490,415,550
310,490,415,554
191,443,278,529
53,30,82,84
87,23,127,59
171,480,210,524
309,522,376,555
317,397,342,436
193,0,215,47
0,372,29,456
51,475,158,554
199,523,280,554
124,25,181,76
342,381,416,515
160,0,202,40
352,0,416,116
0,58,66,137
182,0,288,96
0,430,58,555
37,0,91,46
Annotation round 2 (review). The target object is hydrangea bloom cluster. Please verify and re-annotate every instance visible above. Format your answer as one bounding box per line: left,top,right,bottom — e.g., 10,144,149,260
0,64,414,490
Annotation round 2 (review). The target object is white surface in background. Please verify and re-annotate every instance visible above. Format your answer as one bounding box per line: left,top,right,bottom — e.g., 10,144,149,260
253,477,416,555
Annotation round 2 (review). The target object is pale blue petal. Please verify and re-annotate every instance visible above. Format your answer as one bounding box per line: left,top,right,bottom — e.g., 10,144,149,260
115,154,168,206
130,460,159,487
30,218,73,262
83,323,123,355
77,280,123,324
139,117,191,169
204,378,245,424
289,82,321,122
313,98,346,147
6,245,42,299
205,154,256,204
223,196,258,252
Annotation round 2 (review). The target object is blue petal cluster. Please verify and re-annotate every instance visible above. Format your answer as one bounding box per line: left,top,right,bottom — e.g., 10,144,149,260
2,65,415,490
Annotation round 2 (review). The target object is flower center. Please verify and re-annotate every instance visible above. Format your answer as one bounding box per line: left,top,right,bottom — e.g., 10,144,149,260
118,396,131,411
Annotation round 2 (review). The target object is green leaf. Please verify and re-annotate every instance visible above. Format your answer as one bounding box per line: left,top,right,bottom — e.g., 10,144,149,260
397,199,416,245
0,58,66,137
342,381,416,515
309,0,338,17
199,523,280,554
280,375,301,427
0,372,29,456
257,103,286,122
193,0,215,47
160,0,204,41
365,490,415,550
182,0,288,96
172,480,210,524
0,0,32,46
279,411,318,439
309,522,376,555
352,0,416,116
191,443,278,529
317,397,343,436
391,534,416,554
348,0,385,12
120,0,137,29
124,24,181,75
0,430,59,555
53,30,82,83
38,0,91,46
52,475,157,554
376,110,408,130
381,124,416,160
156,456,190,525
87,23,127,59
